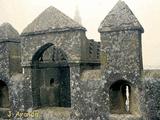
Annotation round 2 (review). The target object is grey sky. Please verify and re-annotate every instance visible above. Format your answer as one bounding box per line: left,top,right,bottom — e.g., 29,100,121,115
0,0,160,69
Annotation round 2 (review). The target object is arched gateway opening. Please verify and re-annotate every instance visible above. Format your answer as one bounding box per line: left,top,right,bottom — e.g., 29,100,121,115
109,80,131,114
32,43,71,108
0,80,10,108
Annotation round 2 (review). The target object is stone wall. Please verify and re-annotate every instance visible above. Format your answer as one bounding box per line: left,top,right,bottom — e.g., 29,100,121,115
143,70,160,120
87,39,100,61
69,64,107,120
0,39,22,119
8,41,21,75
71,80,108,120
21,30,87,66
100,30,142,75
0,42,10,78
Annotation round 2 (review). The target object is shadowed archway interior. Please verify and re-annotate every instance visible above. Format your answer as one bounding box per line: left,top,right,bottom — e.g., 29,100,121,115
31,43,71,108
0,80,10,108
109,80,131,114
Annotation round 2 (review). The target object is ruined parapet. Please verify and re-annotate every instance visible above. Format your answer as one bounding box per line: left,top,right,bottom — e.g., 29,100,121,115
87,39,100,61
98,1,145,119
80,39,101,80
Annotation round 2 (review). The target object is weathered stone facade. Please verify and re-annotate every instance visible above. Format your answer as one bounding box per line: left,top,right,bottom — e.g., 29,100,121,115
0,1,159,120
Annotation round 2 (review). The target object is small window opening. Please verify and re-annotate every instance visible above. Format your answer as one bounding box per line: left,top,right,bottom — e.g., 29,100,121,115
50,78,55,86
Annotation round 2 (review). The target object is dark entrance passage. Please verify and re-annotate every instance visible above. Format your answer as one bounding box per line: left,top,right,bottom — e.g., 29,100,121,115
0,80,10,108
109,80,131,114
32,43,71,108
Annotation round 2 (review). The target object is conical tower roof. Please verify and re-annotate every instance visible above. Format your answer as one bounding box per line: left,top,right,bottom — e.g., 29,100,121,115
0,23,19,40
22,6,86,35
98,0,144,32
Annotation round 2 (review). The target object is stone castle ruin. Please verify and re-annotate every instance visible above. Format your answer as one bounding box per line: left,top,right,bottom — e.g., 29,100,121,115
0,1,160,120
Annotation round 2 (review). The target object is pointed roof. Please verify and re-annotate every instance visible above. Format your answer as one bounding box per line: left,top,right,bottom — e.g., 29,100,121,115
0,23,19,40
98,0,144,33
22,6,86,35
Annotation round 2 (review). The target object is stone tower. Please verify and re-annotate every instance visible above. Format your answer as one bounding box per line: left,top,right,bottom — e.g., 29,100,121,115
98,1,145,119
0,23,21,76
0,23,21,118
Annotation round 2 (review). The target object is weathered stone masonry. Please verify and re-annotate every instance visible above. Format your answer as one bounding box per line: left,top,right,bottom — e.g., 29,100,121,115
0,1,159,120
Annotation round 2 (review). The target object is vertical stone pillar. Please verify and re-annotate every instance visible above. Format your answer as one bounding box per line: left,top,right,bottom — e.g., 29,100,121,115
22,66,33,110
69,63,81,119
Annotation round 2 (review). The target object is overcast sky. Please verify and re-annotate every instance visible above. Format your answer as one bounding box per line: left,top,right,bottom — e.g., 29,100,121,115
0,0,160,69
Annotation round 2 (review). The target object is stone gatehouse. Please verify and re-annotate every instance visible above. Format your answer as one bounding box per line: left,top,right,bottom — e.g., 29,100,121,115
0,1,159,120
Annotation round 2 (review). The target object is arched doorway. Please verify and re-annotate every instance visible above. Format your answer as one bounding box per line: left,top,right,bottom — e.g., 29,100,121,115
0,80,10,108
32,43,71,108
109,80,131,114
